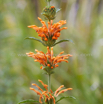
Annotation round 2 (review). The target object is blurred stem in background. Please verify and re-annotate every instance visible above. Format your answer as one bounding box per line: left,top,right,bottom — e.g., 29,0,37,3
48,74,51,92
46,0,51,6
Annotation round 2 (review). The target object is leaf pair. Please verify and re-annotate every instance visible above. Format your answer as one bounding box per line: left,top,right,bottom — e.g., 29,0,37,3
25,37,73,47
18,96,76,104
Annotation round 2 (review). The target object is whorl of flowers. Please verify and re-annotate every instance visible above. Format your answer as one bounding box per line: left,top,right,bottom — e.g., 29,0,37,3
28,17,67,47
26,47,72,74
30,80,72,104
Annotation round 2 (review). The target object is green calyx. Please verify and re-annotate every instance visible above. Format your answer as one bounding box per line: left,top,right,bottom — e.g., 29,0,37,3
42,36,56,47
42,66,54,75
43,39,56,47
41,6,56,21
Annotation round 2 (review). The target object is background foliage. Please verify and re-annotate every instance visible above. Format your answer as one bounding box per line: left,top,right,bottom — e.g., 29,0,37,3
0,0,103,104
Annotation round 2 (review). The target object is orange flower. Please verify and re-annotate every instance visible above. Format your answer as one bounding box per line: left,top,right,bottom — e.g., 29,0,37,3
26,47,72,70
28,17,67,46
54,85,64,96
30,80,72,104
55,88,73,97
38,79,48,91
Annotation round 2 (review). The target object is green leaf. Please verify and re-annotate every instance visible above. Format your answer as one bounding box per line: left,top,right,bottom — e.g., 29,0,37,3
52,39,73,46
17,99,40,104
56,96,76,103
56,8,61,13
25,37,46,46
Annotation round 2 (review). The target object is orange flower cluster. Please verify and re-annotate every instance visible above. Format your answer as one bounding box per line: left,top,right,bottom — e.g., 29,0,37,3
28,17,67,41
30,80,72,104
26,47,72,69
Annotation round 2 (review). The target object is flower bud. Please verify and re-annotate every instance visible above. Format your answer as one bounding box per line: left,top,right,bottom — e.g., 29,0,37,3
42,6,56,20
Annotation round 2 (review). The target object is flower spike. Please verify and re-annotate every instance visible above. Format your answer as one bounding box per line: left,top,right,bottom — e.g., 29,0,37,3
24,1,74,104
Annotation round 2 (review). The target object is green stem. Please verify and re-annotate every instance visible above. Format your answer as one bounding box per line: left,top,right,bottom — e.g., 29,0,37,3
48,74,51,92
48,74,51,104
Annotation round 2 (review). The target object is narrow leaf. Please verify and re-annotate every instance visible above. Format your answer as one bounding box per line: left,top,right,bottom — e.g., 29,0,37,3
52,39,73,46
18,99,40,104
25,37,46,46
56,96,76,103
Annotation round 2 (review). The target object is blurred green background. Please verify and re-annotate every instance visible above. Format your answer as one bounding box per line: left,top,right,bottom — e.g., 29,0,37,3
0,0,103,104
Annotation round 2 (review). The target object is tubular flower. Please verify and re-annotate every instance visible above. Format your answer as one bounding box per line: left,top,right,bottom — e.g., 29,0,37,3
30,80,72,104
28,17,67,46
26,47,72,70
